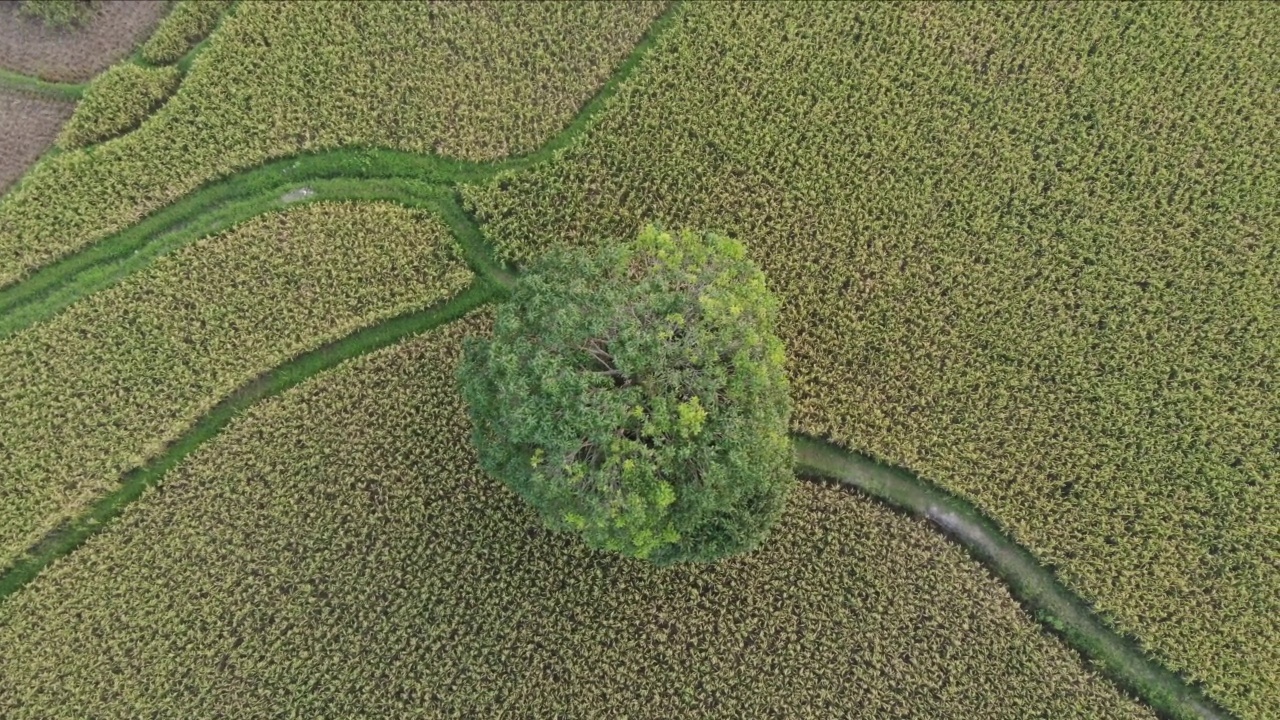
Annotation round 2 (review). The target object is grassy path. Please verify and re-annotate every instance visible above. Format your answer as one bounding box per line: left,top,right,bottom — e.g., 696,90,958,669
794,437,1231,720
0,280,496,601
0,4,1234,719
0,177,512,338
0,68,83,101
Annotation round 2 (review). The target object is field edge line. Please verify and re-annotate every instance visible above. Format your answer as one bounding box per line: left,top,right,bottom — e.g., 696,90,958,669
0,280,498,605
0,0,681,294
0,67,83,101
0,178,458,338
793,434,1237,720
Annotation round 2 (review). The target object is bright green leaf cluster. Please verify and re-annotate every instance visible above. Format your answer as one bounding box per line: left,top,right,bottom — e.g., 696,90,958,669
139,0,234,65
0,319,1152,719
57,63,181,149
460,226,793,564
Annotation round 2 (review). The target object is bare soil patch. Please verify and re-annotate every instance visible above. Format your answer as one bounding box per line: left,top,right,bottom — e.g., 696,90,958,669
0,88,73,191
0,1,169,82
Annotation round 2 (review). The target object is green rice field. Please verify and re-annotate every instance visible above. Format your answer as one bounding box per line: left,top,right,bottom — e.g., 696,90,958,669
0,2,1274,718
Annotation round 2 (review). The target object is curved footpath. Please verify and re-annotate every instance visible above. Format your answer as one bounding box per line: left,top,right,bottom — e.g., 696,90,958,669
0,175,510,339
795,438,1231,720
0,6,1233,720
0,68,83,101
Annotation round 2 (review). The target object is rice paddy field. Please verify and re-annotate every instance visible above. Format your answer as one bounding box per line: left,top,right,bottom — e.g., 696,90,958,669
0,2,1275,719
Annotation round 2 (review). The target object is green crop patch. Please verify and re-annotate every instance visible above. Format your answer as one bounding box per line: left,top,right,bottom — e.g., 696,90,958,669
57,63,181,148
139,0,234,66
0,201,471,570
463,2,1278,715
0,0,667,286
0,317,1153,719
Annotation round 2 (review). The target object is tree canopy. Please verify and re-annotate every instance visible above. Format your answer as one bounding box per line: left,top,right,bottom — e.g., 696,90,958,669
459,226,793,564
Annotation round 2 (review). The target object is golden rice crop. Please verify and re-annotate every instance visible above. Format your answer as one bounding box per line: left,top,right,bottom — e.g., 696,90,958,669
0,316,1153,719
461,2,1280,716
0,200,471,569
0,0,667,286
139,0,234,65
57,63,181,148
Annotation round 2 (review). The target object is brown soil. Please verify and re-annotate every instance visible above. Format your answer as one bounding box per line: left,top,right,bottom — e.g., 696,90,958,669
0,1,169,83
0,88,74,191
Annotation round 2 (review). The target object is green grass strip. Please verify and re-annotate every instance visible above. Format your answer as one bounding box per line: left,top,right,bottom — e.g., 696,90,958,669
0,152,467,313
432,193,518,290
0,148,517,331
0,178,510,338
501,0,683,165
0,176,444,336
794,435,1235,720
0,67,83,101
0,280,496,603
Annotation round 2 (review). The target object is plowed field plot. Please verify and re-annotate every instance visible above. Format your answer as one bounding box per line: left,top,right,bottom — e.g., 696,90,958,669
0,89,71,190
0,0,168,82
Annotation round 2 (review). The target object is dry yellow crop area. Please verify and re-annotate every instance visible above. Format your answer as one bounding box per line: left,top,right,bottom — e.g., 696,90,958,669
0,2,1272,718
465,3,1278,715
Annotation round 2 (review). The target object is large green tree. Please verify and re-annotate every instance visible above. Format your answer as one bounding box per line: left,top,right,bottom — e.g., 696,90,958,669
459,226,793,564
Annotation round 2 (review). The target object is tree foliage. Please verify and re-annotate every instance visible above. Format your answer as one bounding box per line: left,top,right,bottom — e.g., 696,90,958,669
460,226,793,564
0,319,1149,719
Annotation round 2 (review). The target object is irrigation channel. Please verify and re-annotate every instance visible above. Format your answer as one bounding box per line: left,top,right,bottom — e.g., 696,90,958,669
0,7,1231,720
